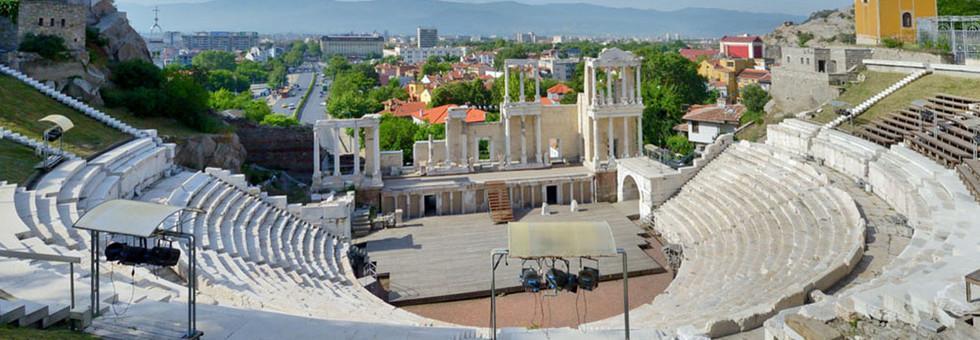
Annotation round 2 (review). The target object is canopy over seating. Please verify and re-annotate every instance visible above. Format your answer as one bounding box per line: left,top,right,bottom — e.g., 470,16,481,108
507,221,618,259
73,200,183,237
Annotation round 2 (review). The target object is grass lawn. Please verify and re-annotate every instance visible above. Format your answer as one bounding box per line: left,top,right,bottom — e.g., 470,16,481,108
100,105,231,139
0,324,99,340
809,72,980,132
0,140,42,184
0,75,128,158
811,71,907,124
736,112,793,142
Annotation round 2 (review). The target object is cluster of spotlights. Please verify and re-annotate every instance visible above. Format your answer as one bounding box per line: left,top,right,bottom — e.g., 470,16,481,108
105,242,180,267
520,265,599,293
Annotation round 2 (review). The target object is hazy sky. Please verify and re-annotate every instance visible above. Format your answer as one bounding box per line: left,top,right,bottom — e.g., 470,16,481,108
116,0,852,15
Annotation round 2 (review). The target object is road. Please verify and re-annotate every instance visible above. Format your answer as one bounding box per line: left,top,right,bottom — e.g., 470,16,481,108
267,62,328,124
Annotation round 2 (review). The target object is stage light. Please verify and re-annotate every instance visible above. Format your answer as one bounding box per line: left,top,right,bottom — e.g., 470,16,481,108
521,268,542,292
578,267,599,291
43,127,63,142
546,268,568,290
104,242,180,267
563,274,578,293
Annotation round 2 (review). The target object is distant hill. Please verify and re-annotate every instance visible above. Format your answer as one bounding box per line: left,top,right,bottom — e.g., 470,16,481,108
120,0,804,37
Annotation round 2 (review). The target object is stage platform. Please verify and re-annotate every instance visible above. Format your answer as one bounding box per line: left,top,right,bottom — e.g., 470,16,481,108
356,202,666,305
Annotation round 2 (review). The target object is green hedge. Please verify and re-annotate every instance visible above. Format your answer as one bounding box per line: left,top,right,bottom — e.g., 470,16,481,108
0,0,18,21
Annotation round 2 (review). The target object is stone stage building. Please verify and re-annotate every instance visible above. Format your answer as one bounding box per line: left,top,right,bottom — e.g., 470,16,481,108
312,48,694,221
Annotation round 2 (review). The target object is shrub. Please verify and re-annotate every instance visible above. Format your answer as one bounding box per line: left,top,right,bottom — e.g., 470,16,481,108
882,37,904,49
19,33,69,60
86,27,108,47
260,114,300,127
666,135,694,156
110,60,163,90
796,32,815,47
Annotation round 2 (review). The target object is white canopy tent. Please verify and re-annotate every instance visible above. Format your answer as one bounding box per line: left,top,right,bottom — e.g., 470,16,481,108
73,199,203,339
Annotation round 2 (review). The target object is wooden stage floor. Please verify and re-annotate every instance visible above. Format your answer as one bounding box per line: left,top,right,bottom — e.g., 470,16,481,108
356,202,665,305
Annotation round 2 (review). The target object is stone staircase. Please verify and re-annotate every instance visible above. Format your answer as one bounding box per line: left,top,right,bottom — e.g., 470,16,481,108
485,181,513,223
824,69,930,130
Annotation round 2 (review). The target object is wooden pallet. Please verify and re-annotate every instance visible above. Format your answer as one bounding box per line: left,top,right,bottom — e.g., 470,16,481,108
485,181,513,224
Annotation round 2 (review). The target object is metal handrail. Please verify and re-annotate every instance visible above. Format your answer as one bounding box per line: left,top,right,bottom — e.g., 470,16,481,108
0,249,81,310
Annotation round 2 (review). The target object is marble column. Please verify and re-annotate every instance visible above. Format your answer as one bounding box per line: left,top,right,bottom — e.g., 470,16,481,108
372,126,381,177
621,66,628,103
332,126,340,176
504,66,510,103
519,69,525,102
607,117,615,160
606,68,612,104
534,115,542,164
637,116,644,156
534,65,540,103
504,116,511,166
590,66,597,105
520,115,527,164
623,116,630,158
352,127,360,176
636,66,643,105
591,116,600,163
313,127,321,180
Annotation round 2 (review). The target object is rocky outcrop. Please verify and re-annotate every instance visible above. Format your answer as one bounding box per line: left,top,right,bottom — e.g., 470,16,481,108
172,134,248,172
765,7,855,48
15,52,108,106
0,17,16,52
89,0,151,63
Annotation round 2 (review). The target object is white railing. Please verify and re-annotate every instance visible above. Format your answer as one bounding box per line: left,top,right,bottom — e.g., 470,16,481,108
0,127,79,160
824,69,931,130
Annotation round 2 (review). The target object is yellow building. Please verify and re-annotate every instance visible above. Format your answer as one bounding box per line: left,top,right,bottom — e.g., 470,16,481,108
697,58,755,100
855,0,938,45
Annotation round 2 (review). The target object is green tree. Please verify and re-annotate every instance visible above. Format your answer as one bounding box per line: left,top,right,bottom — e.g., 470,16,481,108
740,84,770,114
420,56,452,75
206,69,249,92
368,81,409,104
328,91,381,119
430,79,492,107
110,59,163,90
192,50,237,71
325,55,351,78
939,0,980,15
377,113,419,163
161,72,211,129
491,71,537,103
260,114,300,127
235,60,267,84
666,135,694,155
413,122,445,141
0,0,19,21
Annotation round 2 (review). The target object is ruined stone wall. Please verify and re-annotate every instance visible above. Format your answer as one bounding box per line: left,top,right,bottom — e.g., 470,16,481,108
0,17,16,51
17,0,87,51
770,66,839,114
232,121,314,176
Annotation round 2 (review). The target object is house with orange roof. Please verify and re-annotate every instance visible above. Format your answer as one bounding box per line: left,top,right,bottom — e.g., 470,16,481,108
546,83,574,102
679,48,720,62
414,105,487,125
679,103,745,146
736,68,772,92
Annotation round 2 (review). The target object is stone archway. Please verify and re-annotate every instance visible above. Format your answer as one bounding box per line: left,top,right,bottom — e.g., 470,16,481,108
620,175,640,202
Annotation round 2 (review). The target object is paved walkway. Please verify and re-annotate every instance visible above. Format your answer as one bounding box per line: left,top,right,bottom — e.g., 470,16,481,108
357,202,664,305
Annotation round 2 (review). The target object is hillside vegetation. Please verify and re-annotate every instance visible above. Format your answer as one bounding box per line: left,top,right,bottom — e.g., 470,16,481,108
0,75,128,157
0,140,41,184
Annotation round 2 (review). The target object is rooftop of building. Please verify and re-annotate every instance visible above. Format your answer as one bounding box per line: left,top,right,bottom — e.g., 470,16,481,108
683,104,746,124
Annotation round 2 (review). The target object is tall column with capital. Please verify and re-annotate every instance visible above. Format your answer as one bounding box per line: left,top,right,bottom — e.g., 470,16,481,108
504,66,510,103
621,66,628,103
592,116,600,164
637,115,644,156
534,65,540,103
605,67,612,104
636,65,643,105
520,115,527,164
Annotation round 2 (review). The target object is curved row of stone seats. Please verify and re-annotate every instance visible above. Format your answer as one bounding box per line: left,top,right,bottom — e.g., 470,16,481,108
145,171,437,326
585,142,865,337
0,64,154,141
0,127,79,161
765,118,822,156
765,121,980,337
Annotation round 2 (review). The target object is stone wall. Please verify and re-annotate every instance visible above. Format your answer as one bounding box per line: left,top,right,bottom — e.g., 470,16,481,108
232,120,314,177
770,67,840,114
17,0,87,51
0,17,16,51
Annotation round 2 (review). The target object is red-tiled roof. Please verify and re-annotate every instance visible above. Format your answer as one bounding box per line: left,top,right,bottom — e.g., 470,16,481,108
683,104,745,124
547,83,574,94
541,97,556,105
737,68,770,81
388,101,427,118
673,123,688,133
720,35,762,43
421,105,487,124
679,48,719,62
